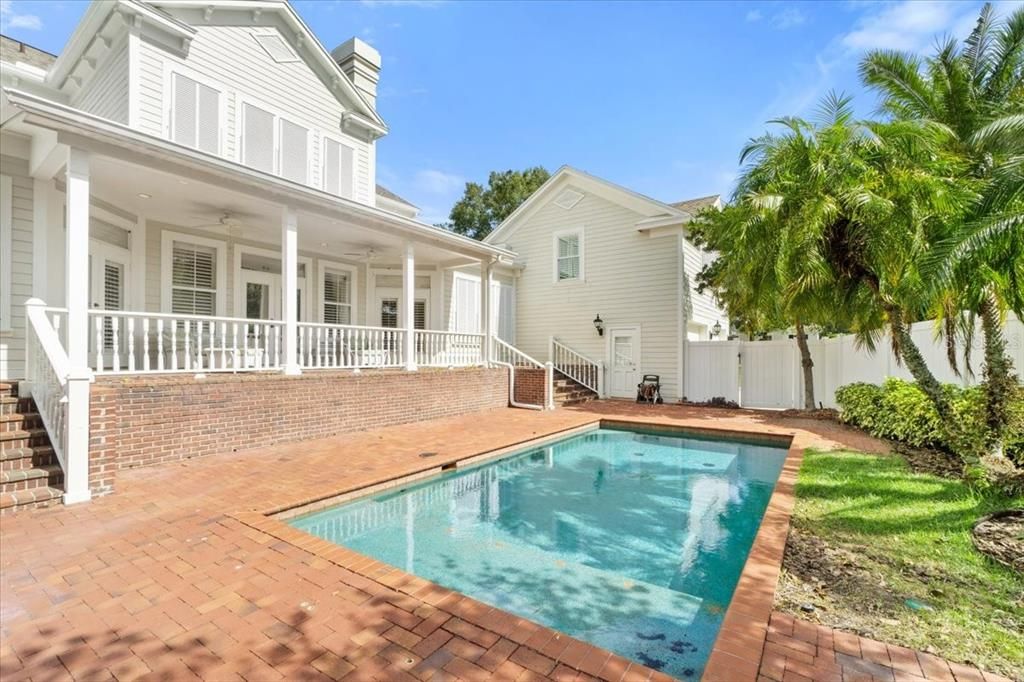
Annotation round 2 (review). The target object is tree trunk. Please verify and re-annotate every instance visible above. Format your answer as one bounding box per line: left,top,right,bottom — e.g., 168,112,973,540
885,304,952,419
794,319,816,409
979,295,1016,459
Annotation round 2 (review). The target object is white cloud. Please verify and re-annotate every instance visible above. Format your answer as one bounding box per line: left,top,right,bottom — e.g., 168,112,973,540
414,169,464,195
0,0,42,30
841,1,976,52
745,9,763,22
772,8,806,29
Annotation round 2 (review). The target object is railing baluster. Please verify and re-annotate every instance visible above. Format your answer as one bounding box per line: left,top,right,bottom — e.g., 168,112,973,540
126,317,134,372
142,318,150,371
94,315,103,372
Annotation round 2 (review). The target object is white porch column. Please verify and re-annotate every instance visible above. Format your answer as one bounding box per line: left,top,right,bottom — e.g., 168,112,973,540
281,206,300,375
64,148,92,505
402,241,417,371
480,258,493,365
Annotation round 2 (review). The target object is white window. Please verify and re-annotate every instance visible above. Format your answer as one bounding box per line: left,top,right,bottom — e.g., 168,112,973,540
169,71,221,154
161,232,226,316
380,298,426,330
554,230,583,282
0,176,11,332
323,268,352,324
171,242,217,316
239,98,310,183
321,136,356,199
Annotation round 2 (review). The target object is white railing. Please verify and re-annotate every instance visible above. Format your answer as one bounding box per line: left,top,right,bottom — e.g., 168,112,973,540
415,330,485,367
87,310,284,374
298,323,405,369
550,336,602,394
491,337,543,368
24,302,70,473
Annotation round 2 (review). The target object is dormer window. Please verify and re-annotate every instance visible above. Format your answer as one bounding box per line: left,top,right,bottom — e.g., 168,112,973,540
168,70,222,155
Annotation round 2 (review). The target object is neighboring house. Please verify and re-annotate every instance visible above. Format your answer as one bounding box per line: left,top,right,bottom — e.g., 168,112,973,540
0,0,517,509
482,167,729,401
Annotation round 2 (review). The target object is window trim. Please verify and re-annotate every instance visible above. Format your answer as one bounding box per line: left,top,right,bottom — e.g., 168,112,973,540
160,230,228,316
320,133,358,199
0,175,11,333
552,228,584,283
236,94,313,184
317,259,358,325
163,63,226,156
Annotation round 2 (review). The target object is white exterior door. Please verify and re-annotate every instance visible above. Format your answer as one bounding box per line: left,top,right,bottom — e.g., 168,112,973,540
89,241,131,367
238,271,308,321
608,327,641,398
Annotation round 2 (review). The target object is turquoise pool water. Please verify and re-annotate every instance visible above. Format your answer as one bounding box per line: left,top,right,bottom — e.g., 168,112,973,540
290,427,788,679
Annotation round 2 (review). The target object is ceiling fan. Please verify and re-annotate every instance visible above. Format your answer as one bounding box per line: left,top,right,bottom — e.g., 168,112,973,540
341,247,383,263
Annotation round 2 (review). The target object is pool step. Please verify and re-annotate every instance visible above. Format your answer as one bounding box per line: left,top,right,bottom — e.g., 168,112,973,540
0,382,64,515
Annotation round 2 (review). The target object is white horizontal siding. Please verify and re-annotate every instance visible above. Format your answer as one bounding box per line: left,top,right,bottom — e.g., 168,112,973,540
506,192,683,399
0,155,35,380
682,240,727,334
72,38,129,124
135,24,373,203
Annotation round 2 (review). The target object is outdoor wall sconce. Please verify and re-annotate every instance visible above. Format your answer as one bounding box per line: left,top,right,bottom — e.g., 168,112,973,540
593,314,605,336
711,320,722,338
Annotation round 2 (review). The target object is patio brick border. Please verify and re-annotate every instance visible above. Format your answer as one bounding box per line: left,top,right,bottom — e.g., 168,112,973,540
230,416,802,682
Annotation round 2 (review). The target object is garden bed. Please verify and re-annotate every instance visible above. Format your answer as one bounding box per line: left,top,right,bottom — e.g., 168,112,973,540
776,449,1024,678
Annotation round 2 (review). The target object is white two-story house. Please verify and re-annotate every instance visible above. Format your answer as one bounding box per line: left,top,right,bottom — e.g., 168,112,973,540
0,0,519,510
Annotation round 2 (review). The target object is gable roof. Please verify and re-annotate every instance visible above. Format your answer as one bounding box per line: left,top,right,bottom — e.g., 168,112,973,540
484,165,693,245
376,184,418,210
670,194,721,215
47,0,386,135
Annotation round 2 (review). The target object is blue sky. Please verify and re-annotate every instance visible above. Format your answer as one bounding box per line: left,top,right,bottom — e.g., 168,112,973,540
1,0,1019,223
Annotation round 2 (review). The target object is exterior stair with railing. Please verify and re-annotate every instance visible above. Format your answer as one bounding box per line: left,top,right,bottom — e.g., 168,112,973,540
552,371,598,407
0,382,63,514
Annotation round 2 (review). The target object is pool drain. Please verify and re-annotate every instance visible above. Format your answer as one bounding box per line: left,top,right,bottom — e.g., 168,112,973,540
418,451,438,458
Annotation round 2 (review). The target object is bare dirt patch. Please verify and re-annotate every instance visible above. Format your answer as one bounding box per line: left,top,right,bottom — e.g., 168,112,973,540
972,510,1024,572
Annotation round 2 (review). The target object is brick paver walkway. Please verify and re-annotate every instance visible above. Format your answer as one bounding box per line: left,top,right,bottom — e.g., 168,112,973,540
0,402,1010,682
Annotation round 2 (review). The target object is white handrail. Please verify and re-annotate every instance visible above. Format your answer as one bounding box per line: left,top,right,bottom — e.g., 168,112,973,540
550,336,601,394
298,322,404,369
415,330,485,367
24,300,70,472
491,338,554,409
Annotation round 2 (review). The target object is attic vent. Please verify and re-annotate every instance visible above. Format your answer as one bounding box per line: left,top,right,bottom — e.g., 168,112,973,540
554,189,584,210
253,33,300,63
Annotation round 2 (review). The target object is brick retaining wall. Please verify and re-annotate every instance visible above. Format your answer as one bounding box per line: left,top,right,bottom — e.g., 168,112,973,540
513,368,547,406
88,367,509,496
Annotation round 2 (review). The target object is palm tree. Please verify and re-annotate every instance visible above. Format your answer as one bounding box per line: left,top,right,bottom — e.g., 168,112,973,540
860,3,1024,455
733,94,971,419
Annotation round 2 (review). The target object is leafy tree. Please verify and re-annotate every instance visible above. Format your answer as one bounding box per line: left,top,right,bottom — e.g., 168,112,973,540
733,93,973,420
860,2,1024,457
446,167,550,240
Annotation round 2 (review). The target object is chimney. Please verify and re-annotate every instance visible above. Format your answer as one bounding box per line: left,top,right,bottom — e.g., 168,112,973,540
331,37,381,108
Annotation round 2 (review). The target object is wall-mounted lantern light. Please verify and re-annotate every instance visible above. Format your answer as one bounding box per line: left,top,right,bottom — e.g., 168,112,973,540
711,320,722,338
593,313,605,337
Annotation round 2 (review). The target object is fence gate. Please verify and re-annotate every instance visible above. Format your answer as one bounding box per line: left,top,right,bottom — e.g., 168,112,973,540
741,340,799,409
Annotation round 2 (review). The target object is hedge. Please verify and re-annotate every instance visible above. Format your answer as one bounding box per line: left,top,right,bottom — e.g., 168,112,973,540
835,378,1023,463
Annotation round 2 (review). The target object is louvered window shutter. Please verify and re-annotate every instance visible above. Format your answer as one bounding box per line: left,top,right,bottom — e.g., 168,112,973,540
279,119,309,184
172,73,219,154
323,270,351,324
171,242,217,316
322,138,355,198
172,73,197,148
243,103,275,173
414,300,426,330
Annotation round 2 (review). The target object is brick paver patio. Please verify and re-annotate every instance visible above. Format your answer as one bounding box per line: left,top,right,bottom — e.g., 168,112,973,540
0,402,1010,681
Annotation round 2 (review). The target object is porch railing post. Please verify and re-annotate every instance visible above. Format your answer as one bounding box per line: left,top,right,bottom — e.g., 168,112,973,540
64,147,92,505
480,258,493,366
281,206,300,375
545,361,555,410
402,241,417,371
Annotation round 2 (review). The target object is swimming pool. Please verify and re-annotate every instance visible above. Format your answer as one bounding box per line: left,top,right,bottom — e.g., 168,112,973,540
289,426,788,678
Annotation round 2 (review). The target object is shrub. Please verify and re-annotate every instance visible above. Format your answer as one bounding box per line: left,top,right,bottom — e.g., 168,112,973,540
836,378,1024,465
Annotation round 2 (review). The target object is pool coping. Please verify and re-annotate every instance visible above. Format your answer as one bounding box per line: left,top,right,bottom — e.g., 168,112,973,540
228,416,803,682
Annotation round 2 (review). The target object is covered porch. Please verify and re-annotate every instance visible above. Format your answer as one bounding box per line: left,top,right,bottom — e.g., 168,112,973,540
4,90,536,506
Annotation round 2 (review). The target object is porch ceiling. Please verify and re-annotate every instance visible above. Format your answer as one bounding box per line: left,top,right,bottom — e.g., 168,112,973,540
87,156,466,265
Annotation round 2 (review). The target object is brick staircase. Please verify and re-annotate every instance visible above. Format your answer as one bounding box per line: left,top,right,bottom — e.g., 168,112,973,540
0,381,64,514
552,371,598,407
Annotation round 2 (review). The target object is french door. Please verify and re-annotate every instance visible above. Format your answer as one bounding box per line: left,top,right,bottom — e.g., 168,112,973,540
238,271,308,322
89,240,131,368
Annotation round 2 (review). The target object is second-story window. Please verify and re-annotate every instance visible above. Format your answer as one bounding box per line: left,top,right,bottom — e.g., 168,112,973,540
240,100,309,184
170,72,221,154
322,136,355,199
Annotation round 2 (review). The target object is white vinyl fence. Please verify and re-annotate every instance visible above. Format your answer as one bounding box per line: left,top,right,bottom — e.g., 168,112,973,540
685,315,1024,409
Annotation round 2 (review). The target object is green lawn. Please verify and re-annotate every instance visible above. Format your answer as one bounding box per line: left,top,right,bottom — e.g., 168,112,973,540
782,450,1024,678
